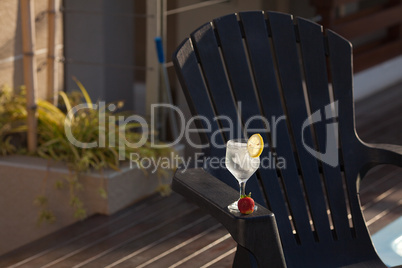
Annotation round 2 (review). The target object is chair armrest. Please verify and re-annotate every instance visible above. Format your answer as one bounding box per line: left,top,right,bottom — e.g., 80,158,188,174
172,168,286,267
364,143,402,168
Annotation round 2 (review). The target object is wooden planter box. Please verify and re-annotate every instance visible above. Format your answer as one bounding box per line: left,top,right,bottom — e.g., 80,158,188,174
0,145,183,255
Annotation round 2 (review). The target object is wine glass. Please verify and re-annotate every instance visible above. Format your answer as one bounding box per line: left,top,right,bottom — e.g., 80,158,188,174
225,139,260,213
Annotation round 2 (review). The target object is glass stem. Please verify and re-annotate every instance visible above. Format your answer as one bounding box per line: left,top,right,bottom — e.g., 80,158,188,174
239,181,246,199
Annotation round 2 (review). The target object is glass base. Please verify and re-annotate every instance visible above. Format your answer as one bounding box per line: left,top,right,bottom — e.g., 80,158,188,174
227,200,258,213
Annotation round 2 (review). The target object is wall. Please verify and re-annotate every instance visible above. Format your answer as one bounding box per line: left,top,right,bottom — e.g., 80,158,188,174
64,0,135,110
0,0,64,98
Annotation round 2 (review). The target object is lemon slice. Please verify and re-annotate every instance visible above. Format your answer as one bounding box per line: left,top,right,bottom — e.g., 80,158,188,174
247,134,264,158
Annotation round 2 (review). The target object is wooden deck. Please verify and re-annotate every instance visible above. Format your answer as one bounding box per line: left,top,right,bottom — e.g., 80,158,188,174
0,83,401,267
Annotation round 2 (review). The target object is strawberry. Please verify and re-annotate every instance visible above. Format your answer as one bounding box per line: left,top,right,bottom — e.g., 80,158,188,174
238,193,255,214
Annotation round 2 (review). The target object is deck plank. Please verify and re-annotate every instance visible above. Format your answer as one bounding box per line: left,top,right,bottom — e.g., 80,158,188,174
0,195,167,267
169,235,236,268
120,218,222,268
77,210,213,268
202,247,237,268
115,227,234,268
38,201,199,268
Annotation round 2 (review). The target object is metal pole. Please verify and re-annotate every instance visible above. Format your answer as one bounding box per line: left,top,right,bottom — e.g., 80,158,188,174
155,37,179,138
20,0,38,152
47,0,60,105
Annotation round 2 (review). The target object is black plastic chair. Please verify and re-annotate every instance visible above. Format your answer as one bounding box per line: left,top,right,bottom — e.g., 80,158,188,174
171,11,402,267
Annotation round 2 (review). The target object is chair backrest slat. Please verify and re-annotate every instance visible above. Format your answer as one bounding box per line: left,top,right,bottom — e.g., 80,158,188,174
174,39,223,150
190,21,266,205
210,12,298,246
190,23,239,142
297,17,352,241
267,12,336,244
327,30,369,239
238,11,317,246
174,39,240,192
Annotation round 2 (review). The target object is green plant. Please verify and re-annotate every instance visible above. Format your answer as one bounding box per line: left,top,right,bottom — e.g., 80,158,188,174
0,86,27,155
0,81,173,224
